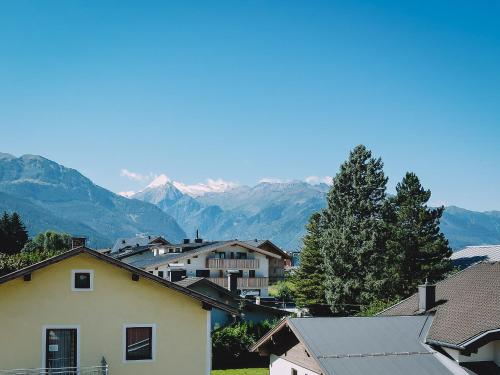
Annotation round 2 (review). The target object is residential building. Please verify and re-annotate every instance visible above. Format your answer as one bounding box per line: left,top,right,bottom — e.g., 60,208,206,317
174,277,288,329
251,316,468,375
113,238,288,297
381,261,500,374
0,247,236,374
451,245,500,269
111,234,169,254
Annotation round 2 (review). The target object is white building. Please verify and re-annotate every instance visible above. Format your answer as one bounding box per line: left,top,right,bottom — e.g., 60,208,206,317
112,239,287,297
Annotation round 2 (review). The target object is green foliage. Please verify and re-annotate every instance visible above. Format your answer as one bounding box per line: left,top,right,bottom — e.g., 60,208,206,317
212,320,276,369
385,172,452,298
295,146,453,316
321,145,389,315
273,280,294,302
0,248,63,276
22,230,72,253
356,298,401,317
0,211,29,255
292,212,329,315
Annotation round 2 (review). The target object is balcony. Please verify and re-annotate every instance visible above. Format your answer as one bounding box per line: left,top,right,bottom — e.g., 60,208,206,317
206,258,260,269
208,277,268,289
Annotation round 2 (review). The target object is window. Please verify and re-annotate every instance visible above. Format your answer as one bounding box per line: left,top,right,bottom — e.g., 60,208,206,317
71,270,93,291
249,270,256,278
291,369,298,375
187,259,191,265
158,271,164,278
219,270,224,277
124,325,155,362
169,248,174,253
196,270,210,277
236,252,247,259
215,252,226,259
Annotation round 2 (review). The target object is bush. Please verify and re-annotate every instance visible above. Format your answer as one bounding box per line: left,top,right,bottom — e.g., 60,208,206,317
0,249,63,276
212,320,277,369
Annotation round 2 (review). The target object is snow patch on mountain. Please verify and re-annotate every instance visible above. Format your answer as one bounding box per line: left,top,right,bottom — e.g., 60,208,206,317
173,179,238,197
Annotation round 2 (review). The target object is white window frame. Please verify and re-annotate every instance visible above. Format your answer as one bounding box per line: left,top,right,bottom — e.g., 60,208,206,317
123,324,156,363
41,325,81,369
71,270,94,292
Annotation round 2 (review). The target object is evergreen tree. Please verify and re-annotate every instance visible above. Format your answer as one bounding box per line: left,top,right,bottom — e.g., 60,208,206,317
321,145,389,315
0,212,29,255
0,212,9,253
9,212,28,254
386,172,452,298
293,212,329,315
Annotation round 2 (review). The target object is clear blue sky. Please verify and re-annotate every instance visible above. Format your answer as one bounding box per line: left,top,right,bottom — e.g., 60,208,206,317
0,1,499,211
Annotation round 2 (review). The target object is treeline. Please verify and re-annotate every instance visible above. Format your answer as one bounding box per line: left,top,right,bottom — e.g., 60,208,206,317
293,145,452,316
0,211,71,276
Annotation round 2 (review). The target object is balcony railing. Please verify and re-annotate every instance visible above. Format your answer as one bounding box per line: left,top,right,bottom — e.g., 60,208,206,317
0,366,109,375
208,277,268,288
206,258,260,269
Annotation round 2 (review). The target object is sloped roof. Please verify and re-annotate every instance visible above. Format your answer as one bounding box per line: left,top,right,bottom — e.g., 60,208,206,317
111,235,168,253
0,247,238,315
380,262,500,348
122,240,281,269
451,245,500,269
252,316,464,375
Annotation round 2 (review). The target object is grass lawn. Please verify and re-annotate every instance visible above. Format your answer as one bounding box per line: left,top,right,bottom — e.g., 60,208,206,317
212,369,269,375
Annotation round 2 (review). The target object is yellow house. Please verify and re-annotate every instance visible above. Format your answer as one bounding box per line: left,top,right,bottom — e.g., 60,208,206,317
0,247,238,374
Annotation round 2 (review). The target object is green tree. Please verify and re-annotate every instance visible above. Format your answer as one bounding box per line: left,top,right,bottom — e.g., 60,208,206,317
0,212,10,253
293,212,329,315
22,230,72,253
386,172,452,298
0,211,29,255
321,145,389,315
9,212,29,253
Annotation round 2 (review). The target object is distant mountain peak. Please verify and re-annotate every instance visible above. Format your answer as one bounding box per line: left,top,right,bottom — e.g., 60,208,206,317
146,174,170,189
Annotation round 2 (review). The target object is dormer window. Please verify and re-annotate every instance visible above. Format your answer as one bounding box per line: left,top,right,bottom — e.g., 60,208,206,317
71,270,93,291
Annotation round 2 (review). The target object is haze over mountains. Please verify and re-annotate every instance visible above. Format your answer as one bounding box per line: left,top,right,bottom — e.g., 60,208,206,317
0,152,499,250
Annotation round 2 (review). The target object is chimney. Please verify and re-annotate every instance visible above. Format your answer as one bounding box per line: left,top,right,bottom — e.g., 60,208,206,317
227,270,239,293
183,239,190,244
418,281,436,313
169,269,184,282
71,237,86,249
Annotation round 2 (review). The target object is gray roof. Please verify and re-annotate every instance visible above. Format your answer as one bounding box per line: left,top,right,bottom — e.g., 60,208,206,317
451,245,500,269
380,262,500,347
111,235,164,253
174,277,206,288
255,316,464,375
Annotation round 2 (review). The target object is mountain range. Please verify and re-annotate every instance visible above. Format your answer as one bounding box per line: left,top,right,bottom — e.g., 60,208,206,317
0,152,499,250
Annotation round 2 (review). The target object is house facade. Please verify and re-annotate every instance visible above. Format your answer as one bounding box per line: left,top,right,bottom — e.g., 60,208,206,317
115,239,287,297
0,247,236,374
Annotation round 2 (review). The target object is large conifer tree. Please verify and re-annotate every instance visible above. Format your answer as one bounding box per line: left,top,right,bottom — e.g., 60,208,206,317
386,172,452,298
293,212,329,315
320,145,389,315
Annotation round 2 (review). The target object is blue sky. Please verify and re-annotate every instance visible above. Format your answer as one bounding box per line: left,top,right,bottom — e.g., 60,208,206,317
0,1,499,210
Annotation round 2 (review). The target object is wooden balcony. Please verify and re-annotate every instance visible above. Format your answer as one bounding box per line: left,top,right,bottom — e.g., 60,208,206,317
206,258,260,269
208,277,268,289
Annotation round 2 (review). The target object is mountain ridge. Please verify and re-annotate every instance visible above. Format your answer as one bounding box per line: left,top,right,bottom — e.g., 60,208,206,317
0,153,186,247
1,152,499,250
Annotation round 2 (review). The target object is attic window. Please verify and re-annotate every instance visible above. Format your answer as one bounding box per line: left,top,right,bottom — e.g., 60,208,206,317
71,270,93,291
